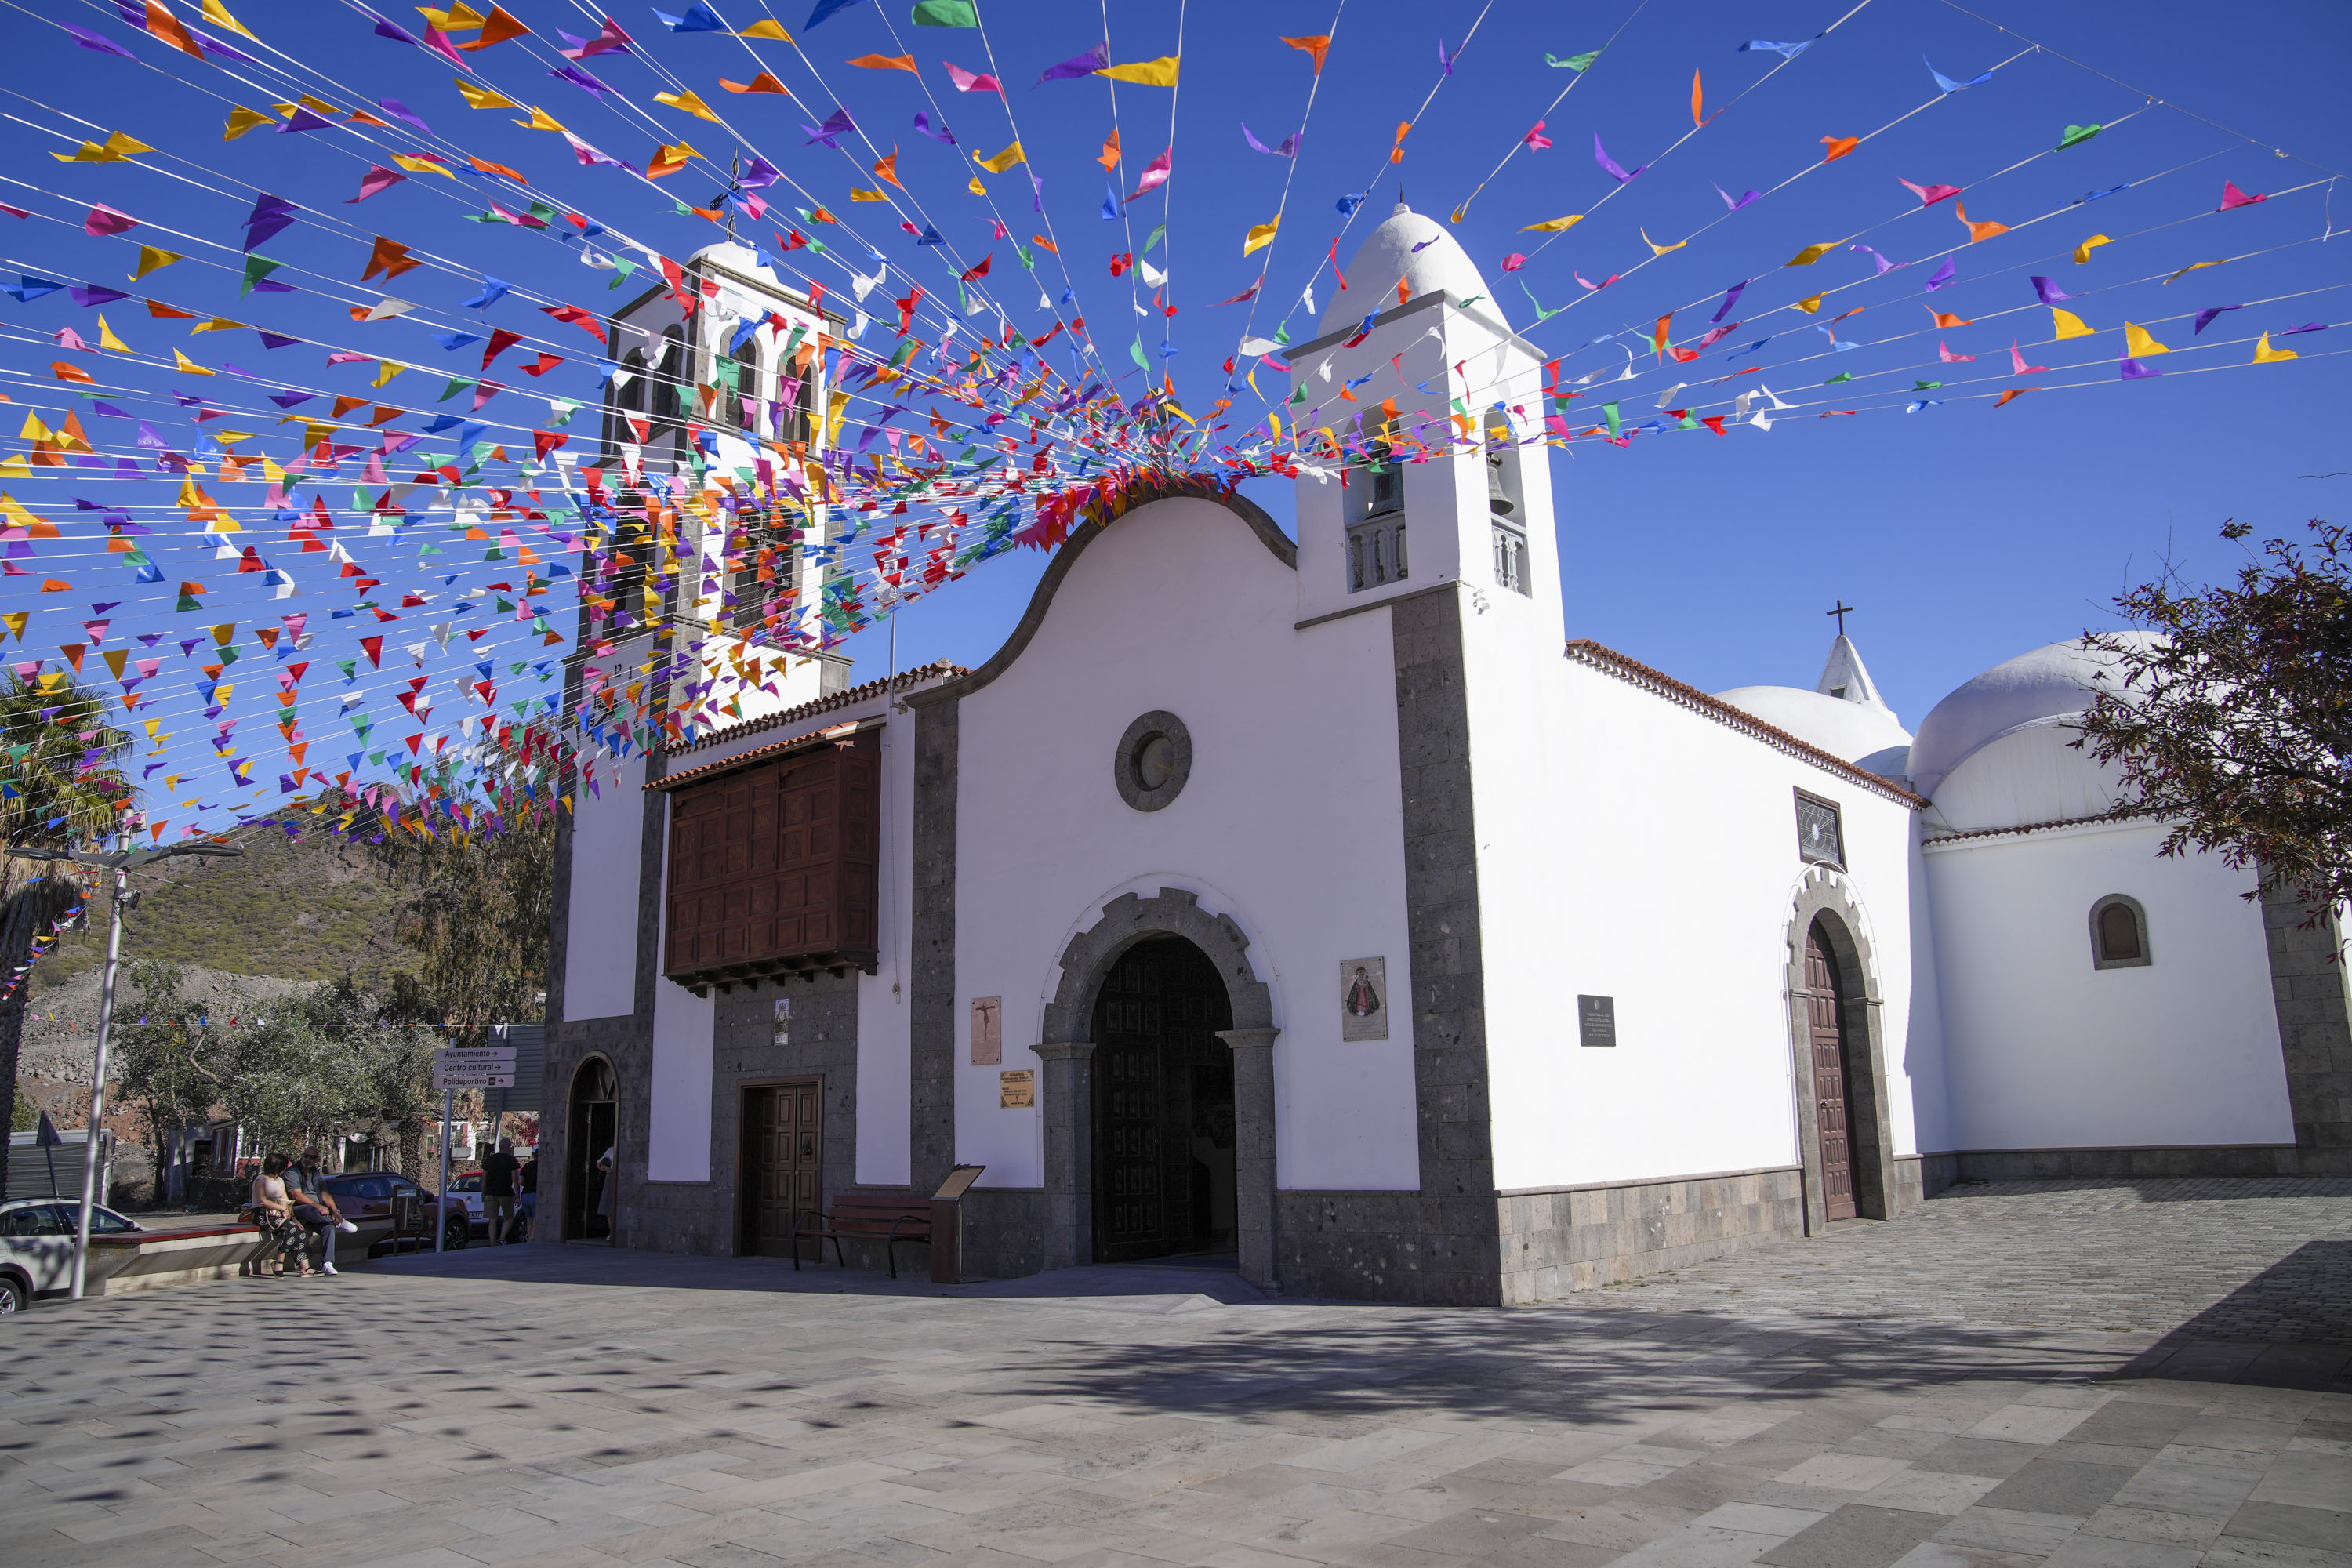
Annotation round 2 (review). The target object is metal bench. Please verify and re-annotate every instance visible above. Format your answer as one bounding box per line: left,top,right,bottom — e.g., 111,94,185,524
789,1196,932,1278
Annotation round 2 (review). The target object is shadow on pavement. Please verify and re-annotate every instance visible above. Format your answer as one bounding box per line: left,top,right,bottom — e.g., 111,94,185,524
2116,1239,2352,1393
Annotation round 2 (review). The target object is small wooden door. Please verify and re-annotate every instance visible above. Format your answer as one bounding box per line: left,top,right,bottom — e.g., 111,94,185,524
742,1080,822,1257
1806,927,1858,1221
1094,957,1167,1259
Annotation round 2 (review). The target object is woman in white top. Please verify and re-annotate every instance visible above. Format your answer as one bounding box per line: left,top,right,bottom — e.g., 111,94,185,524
249,1153,309,1277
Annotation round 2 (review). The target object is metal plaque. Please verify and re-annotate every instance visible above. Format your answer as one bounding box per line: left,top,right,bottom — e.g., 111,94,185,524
1577,995,1617,1049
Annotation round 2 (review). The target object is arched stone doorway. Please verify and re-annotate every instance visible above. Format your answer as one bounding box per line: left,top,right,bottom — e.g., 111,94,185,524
1090,937,1237,1263
1037,890,1278,1285
564,1055,619,1243
1784,870,1899,1229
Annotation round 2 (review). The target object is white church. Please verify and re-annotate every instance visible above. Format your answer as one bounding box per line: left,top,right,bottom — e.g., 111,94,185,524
539,211,2347,1306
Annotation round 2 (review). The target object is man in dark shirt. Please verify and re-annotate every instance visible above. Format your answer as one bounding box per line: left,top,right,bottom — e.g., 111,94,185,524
480,1138,521,1244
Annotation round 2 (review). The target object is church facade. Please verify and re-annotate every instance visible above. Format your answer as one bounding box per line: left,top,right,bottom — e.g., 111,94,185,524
535,217,2350,1307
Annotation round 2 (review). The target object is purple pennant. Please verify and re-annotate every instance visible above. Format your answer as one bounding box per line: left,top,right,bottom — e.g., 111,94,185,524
1242,122,1299,158
913,111,954,145
70,284,130,307
549,64,612,97
1713,183,1759,211
1849,244,1902,275
739,155,782,189
2194,305,2241,335
278,106,335,133
256,332,302,350
2031,276,2074,304
801,107,855,148
1711,280,1748,322
1593,133,1646,183
2280,321,2328,335
1036,41,1107,85
2119,354,2161,379
64,25,138,60
374,18,420,45
376,97,433,134
198,34,260,64
1924,256,1958,292
243,194,298,252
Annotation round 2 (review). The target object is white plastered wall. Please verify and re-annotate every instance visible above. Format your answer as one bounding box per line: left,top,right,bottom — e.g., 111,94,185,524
646,812,717,1182
1926,818,2292,1152
561,640,646,1023
953,497,1420,1192
1477,655,1934,1192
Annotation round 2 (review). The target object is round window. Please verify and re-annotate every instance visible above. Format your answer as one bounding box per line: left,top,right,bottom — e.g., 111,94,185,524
1114,711,1191,812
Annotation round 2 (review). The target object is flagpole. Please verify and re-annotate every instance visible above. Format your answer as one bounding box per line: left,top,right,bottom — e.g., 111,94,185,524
67,820,130,1301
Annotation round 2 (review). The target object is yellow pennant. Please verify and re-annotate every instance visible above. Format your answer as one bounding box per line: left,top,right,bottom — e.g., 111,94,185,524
131,246,182,280
1795,293,1824,314
2252,331,2298,364
511,106,567,132
223,105,274,140
97,317,132,353
735,20,790,39
456,78,518,110
1641,227,1686,257
1097,56,1179,86
1243,216,1279,256
201,0,259,38
1784,241,1838,267
1520,214,1583,233
2050,307,2095,339
174,350,215,376
2123,321,2170,357
392,154,456,178
2072,234,2111,264
654,89,723,123
975,141,1025,173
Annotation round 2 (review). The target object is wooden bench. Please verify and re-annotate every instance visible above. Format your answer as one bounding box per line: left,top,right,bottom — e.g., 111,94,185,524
790,1196,931,1278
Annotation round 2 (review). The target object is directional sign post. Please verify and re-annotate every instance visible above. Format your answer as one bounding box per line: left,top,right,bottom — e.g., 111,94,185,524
433,1044,517,1091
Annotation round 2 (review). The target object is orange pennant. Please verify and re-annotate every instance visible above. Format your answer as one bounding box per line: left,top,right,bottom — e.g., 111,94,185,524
1281,34,1330,74
1926,310,1973,328
143,0,206,59
1955,200,2009,241
1820,136,1859,162
848,53,917,74
1097,128,1120,171
873,150,902,189
362,236,419,280
1691,69,1705,127
453,4,528,48
720,72,789,94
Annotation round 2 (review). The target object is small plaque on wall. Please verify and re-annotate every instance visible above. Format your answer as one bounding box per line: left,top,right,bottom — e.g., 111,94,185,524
998,1069,1034,1109
1577,994,1616,1048
971,996,1001,1065
772,996,791,1046
1341,957,1389,1041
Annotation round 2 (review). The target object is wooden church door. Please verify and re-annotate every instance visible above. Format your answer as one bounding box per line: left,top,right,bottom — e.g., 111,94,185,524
1805,927,1859,1221
742,1080,821,1257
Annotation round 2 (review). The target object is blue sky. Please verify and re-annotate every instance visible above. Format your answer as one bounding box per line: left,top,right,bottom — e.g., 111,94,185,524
2,0,2345,832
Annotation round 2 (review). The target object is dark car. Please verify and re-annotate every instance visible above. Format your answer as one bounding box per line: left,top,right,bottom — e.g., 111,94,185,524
315,1171,469,1255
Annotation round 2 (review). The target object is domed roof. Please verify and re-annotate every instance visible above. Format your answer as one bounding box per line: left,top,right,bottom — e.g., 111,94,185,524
1318,203,1496,335
1907,633,2161,797
1715,686,1915,779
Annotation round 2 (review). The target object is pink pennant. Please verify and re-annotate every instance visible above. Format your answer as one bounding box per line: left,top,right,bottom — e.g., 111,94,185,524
1523,121,1552,151
84,204,137,238
2217,179,2267,210
1938,340,1975,363
1123,147,1172,204
1899,177,1961,205
345,165,407,203
944,61,1000,93
2009,340,2047,374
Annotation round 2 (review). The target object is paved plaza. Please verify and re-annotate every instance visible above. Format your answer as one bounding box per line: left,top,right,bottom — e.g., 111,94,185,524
3,1178,2348,1568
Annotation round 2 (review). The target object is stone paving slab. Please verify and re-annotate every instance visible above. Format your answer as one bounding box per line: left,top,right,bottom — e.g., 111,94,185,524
2,1179,2348,1568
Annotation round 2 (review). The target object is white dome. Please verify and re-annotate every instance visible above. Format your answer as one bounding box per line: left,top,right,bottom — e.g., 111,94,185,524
1318,203,1496,335
1715,686,1915,779
1907,633,2161,797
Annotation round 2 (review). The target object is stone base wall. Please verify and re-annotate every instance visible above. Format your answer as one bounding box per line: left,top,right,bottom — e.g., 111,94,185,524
1922,1145,2303,1182
1893,1154,1928,1210
1494,1167,1806,1304
958,1188,1045,1282
1273,1192,1507,1307
2265,891,2352,1174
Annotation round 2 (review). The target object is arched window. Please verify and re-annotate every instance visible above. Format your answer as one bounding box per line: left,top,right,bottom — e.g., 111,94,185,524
733,339,762,431
649,325,684,431
2089,895,2151,969
1486,408,1530,597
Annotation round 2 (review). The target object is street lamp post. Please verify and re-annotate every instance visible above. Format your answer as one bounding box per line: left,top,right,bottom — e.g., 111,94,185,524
13,835,243,1301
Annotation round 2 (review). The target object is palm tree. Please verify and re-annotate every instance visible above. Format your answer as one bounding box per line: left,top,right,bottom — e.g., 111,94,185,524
0,673,132,1200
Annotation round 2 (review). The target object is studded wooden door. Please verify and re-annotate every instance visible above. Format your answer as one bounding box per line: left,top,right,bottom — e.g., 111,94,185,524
1092,953,1166,1261
1806,927,1858,1221
743,1080,821,1258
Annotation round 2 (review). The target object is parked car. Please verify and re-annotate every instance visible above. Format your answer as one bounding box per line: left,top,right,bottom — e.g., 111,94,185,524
314,1171,469,1255
444,1169,488,1236
0,1198,143,1312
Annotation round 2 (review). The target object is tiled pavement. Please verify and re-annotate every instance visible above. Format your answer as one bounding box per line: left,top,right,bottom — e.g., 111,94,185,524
3,1179,2347,1568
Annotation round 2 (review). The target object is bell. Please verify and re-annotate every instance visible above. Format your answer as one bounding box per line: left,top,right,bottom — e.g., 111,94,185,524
1486,455,1515,517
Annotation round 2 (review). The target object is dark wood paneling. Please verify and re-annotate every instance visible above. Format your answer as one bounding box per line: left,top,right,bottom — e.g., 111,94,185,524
1806,927,1858,1221
663,735,880,987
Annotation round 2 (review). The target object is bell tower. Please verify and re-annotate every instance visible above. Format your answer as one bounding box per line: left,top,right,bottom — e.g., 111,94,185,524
1287,204,1563,646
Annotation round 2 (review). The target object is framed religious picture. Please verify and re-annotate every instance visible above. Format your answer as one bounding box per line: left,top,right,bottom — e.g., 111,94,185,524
970,996,1001,1065
772,996,791,1046
1340,957,1389,1041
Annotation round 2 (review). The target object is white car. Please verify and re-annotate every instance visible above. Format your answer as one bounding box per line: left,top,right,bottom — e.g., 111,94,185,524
0,1198,143,1312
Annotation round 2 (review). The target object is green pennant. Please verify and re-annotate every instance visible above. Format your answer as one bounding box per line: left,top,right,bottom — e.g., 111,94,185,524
2056,122,2101,151
239,254,284,297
